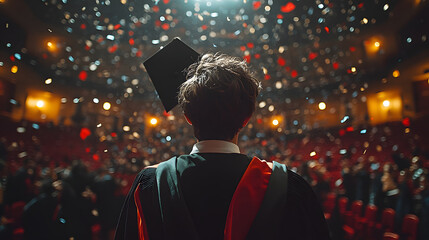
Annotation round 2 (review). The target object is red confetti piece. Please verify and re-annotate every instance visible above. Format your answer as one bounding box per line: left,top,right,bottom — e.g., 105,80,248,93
339,129,346,136
10,55,15,61
240,46,246,51
201,25,208,30
111,132,117,137
291,70,298,78
308,52,318,60
324,26,330,33
257,118,263,124
114,24,121,30
128,31,134,36
79,71,88,81
277,14,284,19
254,53,261,59
80,128,91,140
253,1,261,10
280,2,295,13
347,69,352,74
85,147,90,153
358,3,364,8
108,44,118,53
261,140,267,146
163,111,171,117
80,24,86,29
247,42,254,48
244,55,251,63
349,46,356,52
333,62,339,70
264,74,271,80
153,5,159,12
136,50,143,57
163,0,170,4
346,126,354,132
129,38,135,45
277,57,286,66
92,154,99,161
85,45,91,51
402,117,410,127
155,20,162,27
161,23,170,30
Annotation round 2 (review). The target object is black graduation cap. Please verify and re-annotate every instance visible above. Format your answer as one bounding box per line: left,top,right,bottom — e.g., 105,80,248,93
144,38,200,112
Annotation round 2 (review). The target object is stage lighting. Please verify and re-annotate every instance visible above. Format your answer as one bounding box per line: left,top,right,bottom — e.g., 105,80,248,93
392,70,400,78
103,102,111,110
272,119,279,126
318,102,326,110
150,117,158,126
382,100,390,107
36,100,45,108
11,65,18,73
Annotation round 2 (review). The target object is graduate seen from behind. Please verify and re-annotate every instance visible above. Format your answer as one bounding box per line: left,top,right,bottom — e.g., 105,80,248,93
115,52,331,240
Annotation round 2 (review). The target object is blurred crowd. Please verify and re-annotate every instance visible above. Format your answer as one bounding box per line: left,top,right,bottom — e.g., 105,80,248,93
0,115,428,240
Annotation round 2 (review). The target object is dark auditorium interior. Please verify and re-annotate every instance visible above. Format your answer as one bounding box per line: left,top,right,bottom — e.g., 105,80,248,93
1,0,429,239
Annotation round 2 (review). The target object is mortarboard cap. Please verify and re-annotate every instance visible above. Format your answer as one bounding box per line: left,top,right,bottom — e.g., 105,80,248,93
144,38,200,112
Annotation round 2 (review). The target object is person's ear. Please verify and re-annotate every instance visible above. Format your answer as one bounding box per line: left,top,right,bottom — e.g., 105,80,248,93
242,117,251,128
184,114,192,125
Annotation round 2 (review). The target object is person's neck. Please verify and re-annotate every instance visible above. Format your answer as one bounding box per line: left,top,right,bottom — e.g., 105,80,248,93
197,134,239,145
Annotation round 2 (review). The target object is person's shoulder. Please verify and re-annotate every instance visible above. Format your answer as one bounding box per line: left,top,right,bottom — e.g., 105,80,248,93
286,169,316,197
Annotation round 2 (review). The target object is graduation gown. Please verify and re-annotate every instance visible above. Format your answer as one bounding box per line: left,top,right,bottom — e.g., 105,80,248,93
115,153,330,240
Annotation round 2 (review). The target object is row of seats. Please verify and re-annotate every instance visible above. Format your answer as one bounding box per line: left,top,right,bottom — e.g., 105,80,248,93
324,194,419,240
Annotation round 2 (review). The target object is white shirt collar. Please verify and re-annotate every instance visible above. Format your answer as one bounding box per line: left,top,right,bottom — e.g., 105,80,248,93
190,140,240,154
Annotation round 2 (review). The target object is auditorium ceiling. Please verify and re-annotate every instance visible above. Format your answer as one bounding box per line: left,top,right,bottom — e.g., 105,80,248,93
0,0,428,108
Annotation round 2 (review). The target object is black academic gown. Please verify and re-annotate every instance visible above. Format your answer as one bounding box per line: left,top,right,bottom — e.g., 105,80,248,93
115,153,331,240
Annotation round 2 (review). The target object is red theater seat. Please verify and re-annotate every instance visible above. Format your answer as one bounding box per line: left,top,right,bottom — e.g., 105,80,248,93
401,214,419,240
344,200,363,228
381,208,396,232
372,208,396,240
383,232,399,240
323,192,336,220
338,197,349,219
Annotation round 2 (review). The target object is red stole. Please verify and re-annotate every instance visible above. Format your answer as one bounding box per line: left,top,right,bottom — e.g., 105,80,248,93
134,157,272,240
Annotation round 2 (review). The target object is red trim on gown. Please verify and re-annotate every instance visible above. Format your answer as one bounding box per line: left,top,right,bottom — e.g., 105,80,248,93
134,184,150,240
224,157,272,240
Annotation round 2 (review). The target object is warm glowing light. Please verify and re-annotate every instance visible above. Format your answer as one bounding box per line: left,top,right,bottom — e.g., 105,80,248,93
0,0,6,4
310,151,316,157
382,100,390,107
150,118,158,126
318,102,326,110
103,102,111,110
46,41,57,52
392,70,400,78
36,100,45,108
45,78,52,84
374,41,380,48
351,67,357,73
272,119,279,126
123,126,130,132
11,65,18,73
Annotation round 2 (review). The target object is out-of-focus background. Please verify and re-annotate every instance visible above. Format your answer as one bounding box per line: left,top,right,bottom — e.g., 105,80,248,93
0,0,428,239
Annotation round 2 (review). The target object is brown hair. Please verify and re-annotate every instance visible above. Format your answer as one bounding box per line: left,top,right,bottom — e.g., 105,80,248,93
178,53,260,141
